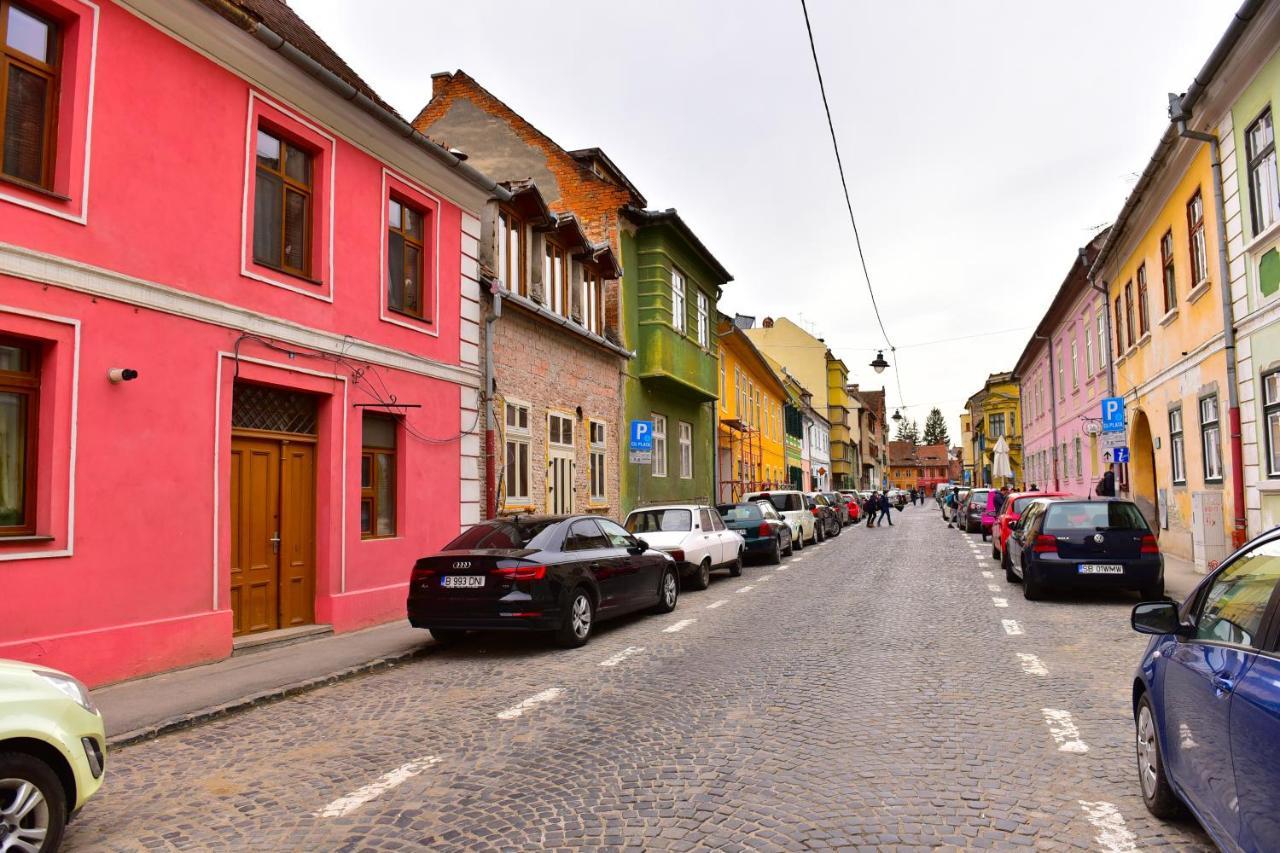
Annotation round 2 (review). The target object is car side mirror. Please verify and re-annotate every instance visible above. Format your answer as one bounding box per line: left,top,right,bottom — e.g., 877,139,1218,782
630,538,648,553
1132,601,1187,636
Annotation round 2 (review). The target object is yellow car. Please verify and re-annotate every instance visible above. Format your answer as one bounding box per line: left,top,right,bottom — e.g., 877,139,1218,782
0,659,105,852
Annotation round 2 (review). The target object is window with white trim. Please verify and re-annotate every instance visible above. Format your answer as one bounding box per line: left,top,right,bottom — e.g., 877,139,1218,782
1247,108,1279,235
1096,307,1105,374
696,291,708,347
589,420,607,503
678,421,692,479
670,269,686,333
652,413,667,477
1070,338,1079,388
1169,407,1186,484
1074,436,1082,479
504,401,530,504
1264,372,1280,477
0,335,38,534
1188,189,1208,287
1200,395,1222,482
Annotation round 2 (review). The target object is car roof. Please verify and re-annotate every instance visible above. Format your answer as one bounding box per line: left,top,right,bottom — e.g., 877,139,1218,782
626,504,704,513
746,489,801,496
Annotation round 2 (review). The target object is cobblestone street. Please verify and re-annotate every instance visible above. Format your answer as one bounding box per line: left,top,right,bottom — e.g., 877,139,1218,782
66,507,1213,851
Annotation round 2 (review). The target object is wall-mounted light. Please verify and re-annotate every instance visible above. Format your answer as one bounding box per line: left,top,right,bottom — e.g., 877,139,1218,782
108,368,138,384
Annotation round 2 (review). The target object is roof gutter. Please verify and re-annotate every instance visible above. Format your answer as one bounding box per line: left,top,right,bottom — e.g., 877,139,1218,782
196,0,510,202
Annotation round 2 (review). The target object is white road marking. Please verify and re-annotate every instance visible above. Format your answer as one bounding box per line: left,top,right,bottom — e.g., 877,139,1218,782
1002,619,1024,635
316,756,441,817
1077,800,1138,852
706,599,728,610
981,571,994,579
598,646,645,667
497,687,564,720
790,557,804,563
663,618,697,633
737,585,755,594
992,597,1009,608
1042,708,1089,753
775,565,788,571
1017,652,1048,676
758,576,772,583
987,584,1002,592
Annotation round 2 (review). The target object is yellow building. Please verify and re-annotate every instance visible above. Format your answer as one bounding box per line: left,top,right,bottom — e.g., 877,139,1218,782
717,318,787,502
1093,143,1234,567
827,356,855,490
959,413,973,485
964,372,1023,487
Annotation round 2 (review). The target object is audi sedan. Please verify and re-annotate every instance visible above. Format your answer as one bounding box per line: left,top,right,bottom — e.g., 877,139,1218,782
407,515,679,648
1004,498,1164,600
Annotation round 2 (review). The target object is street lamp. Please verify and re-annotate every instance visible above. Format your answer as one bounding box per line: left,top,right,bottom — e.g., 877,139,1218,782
891,409,903,422
870,351,889,374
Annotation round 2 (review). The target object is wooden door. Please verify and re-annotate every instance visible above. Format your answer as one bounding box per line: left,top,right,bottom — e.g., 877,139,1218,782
229,435,315,635
230,437,281,635
547,413,575,514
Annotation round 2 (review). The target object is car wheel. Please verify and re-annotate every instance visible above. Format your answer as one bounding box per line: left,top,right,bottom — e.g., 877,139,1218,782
1023,563,1045,601
654,566,679,613
770,539,782,565
783,534,794,557
991,543,1000,560
1002,549,1019,583
691,559,711,591
1136,694,1184,818
0,752,67,853
429,628,468,645
831,519,841,537
729,551,744,577
1140,581,1166,601
794,529,804,551
555,588,594,648
814,525,824,544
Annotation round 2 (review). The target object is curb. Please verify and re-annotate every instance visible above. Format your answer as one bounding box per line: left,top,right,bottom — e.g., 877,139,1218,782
106,643,439,749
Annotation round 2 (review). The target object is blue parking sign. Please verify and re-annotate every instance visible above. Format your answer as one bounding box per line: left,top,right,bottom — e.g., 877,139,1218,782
630,420,654,452
1101,397,1125,433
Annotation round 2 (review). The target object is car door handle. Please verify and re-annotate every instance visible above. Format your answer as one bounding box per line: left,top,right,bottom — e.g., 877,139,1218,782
1213,676,1235,696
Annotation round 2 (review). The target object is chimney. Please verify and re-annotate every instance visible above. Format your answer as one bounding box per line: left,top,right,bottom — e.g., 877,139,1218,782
431,71,453,100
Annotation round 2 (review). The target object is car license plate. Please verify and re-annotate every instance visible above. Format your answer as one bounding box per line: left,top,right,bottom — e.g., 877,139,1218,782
1078,564,1124,574
441,575,485,588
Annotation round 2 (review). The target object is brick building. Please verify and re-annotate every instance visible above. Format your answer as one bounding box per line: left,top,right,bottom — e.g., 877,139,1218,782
887,443,951,491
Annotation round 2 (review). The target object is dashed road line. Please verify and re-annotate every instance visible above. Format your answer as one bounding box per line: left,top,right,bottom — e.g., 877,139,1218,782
497,688,564,720
1016,652,1048,676
992,597,1009,608
775,565,788,571
737,585,755,594
1042,708,1089,753
315,756,441,817
987,584,1002,592
705,599,728,609
758,576,772,582
663,618,697,633
1002,619,1024,635
1077,800,1138,852
981,571,994,578
598,646,645,667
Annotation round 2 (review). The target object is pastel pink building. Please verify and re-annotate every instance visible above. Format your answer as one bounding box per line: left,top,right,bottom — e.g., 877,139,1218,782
1015,231,1111,496
0,0,503,685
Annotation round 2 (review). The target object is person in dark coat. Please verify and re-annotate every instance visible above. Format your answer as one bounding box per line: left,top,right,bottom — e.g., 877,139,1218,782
864,494,877,527
1096,470,1116,497
878,491,894,526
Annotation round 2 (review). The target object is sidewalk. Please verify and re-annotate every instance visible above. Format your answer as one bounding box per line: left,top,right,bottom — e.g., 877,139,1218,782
1163,551,1209,603
92,621,435,747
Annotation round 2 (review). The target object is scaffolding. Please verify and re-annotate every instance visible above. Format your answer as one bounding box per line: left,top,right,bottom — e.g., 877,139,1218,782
718,417,777,503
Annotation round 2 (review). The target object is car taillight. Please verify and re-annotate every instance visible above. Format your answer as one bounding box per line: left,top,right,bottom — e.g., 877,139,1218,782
758,522,773,536
1033,535,1057,554
1141,534,1160,555
411,566,435,581
667,549,685,563
494,564,547,581
811,507,821,517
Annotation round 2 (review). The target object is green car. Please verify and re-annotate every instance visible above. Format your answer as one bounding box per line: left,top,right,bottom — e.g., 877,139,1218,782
0,659,106,852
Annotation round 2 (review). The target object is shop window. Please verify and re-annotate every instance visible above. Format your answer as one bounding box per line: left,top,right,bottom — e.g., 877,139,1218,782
361,413,397,538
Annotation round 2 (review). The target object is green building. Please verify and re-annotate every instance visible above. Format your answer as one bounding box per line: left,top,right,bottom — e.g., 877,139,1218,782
619,208,731,512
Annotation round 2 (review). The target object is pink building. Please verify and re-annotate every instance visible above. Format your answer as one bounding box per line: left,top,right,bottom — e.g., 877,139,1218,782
1015,231,1111,495
0,0,504,685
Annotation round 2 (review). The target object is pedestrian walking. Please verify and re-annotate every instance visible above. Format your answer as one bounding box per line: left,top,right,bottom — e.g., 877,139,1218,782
864,494,877,528
945,490,958,527
1095,470,1116,497
878,491,894,526
993,486,1010,514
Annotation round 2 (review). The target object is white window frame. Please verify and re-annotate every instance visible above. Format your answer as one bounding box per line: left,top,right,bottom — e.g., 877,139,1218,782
504,400,532,504
1070,338,1079,388
696,291,708,347
671,269,686,333
1170,407,1186,484
678,420,693,479
652,412,668,478
1247,108,1280,236
589,419,607,503
1084,319,1094,376
1096,307,1105,375
1200,395,1222,482
1265,372,1280,477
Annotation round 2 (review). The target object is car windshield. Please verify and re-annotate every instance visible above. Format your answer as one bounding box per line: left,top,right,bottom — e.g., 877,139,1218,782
1011,497,1040,514
1044,502,1149,533
718,503,763,522
760,493,800,512
444,519,556,550
626,509,692,533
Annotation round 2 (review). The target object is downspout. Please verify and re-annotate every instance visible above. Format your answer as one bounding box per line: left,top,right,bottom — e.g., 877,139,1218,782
484,288,501,519
1171,94,1247,548
1036,335,1061,492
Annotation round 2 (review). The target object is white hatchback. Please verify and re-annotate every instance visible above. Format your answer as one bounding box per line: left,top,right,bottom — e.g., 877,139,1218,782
743,490,817,547
623,505,746,590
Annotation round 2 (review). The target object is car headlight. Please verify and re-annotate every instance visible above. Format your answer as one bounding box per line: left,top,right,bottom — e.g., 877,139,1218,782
35,670,97,715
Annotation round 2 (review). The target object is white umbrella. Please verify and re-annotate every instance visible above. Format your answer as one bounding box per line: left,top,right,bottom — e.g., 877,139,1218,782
991,436,1013,484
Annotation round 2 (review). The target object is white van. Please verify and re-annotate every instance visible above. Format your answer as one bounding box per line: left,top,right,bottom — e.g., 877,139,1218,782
743,489,818,547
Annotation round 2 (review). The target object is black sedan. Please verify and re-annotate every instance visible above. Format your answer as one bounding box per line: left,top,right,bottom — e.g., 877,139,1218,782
718,500,793,563
1004,498,1164,600
407,515,679,648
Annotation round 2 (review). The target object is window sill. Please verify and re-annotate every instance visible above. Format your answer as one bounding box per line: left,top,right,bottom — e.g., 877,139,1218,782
388,308,434,326
501,503,535,513
1136,331,1152,349
252,261,325,287
1244,218,1280,255
360,534,401,541
0,534,56,544
1159,307,1180,327
1187,279,1212,305
0,174,71,202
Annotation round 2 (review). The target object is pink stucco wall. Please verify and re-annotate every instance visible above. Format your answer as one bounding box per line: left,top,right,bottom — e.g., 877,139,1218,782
1021,287,1110,496
0,2,473,685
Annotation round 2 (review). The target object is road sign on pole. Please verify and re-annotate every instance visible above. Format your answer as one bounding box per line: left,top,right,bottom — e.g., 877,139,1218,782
1101,447,1130,464
1100,431,1126,450
629,419,653,465
1101,397,1125,433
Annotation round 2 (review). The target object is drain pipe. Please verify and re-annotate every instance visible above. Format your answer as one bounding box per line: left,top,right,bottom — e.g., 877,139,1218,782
484,285,501,520
1170,93,1247,548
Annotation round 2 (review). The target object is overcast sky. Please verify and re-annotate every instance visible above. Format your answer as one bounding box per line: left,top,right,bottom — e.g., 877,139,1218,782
291,0,1240,441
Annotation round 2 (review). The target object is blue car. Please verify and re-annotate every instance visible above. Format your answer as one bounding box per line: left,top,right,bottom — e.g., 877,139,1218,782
1130,527,1280,850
